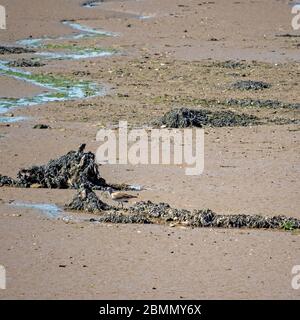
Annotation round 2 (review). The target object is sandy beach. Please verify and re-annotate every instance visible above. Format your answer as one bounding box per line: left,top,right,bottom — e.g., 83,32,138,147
0,0,300,299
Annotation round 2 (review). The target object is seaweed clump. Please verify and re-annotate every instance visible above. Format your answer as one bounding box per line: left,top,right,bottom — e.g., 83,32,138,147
154,107,259,128
66,187,152,223
66,185,110,213
0,144,107,189
0,46,35,55
65,189,300,230
131,201,300,230
8,58,45,68
231,80,271,90
225,98,300,110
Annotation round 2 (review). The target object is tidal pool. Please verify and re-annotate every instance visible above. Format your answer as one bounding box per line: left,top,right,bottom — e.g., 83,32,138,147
11,202,63,219
0,60,105,119
0,12,117,123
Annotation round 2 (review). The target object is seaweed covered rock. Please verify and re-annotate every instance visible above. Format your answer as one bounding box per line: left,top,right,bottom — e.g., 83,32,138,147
231,80,271,90
154,107,258,128
66,186,110,213
0,144,107,189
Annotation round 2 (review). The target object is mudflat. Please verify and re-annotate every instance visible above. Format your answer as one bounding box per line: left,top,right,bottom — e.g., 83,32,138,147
0,0,299,299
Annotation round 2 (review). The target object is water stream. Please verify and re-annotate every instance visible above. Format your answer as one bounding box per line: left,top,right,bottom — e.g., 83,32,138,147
0,19,117,122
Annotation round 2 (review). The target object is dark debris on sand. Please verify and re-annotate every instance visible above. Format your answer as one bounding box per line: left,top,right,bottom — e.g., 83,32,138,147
32,124,51,129
231,80,271,90
8,58,45,68
0,175,15,187
226,98,300,110
0,46,35,55
153,107,259,128
214,60,246,69
66,189,300,230
0,144,107,189
66,187,152,223
91,214,152,224
82,0,103,7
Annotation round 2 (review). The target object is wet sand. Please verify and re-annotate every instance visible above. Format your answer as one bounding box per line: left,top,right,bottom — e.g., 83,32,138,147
0,0,300,299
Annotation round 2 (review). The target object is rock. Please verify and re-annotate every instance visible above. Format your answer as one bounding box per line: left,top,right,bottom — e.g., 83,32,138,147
231,80,271,90
153,107,259,128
